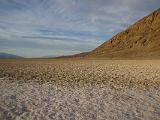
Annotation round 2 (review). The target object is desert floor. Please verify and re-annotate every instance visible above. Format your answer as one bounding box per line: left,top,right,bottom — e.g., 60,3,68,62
0,59,160,120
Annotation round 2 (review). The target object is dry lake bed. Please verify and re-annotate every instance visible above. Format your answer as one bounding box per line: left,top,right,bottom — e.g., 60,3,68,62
0,59,160,120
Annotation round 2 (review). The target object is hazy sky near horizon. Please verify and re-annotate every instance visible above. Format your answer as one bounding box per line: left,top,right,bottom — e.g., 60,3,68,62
0,0,160,57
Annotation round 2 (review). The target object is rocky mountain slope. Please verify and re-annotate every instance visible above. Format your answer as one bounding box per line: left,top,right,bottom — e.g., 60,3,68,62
88,8,160,59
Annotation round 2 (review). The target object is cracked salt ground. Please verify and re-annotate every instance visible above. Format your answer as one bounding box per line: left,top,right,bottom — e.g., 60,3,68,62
0,60,160,120
0,78,160,120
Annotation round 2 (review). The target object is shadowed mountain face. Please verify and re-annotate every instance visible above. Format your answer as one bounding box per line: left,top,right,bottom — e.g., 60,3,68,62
87,8,160,59
0,53,23,59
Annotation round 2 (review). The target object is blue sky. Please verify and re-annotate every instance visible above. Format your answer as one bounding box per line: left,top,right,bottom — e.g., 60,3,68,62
0,0,160,57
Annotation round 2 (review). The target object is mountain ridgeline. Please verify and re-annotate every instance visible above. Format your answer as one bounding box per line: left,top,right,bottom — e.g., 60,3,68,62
87,8,160,59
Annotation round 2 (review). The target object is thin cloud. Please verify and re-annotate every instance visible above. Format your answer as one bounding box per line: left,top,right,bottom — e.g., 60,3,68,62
0,0,160,57
21,36,82,42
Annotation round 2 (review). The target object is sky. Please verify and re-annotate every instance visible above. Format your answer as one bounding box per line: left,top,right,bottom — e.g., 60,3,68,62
0,0,160,58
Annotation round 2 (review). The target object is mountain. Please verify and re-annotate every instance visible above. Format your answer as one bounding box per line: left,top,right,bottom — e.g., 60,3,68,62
87,8,160,59
55,52,89,59
0,53,23,59
41,55,59,58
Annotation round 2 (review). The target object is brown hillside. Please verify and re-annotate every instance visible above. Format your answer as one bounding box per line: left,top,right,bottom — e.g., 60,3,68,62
88,8,160,59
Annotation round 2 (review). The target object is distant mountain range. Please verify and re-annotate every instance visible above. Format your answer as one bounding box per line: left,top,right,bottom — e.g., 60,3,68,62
0,53,23,59
55,52,89,59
